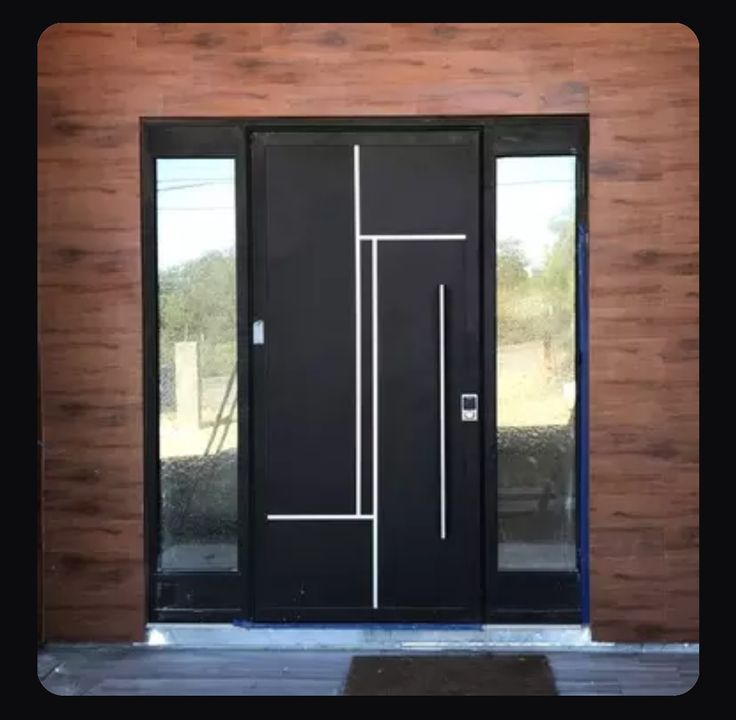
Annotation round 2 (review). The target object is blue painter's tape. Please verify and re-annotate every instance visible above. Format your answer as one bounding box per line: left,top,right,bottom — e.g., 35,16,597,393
577,222,590,624
232,619,485,630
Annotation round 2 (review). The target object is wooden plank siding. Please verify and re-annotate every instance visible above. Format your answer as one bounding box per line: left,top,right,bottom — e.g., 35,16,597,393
37,22,699,642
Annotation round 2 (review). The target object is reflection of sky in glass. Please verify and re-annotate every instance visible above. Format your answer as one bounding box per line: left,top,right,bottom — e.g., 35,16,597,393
156,156,574,272
497,156,576,272
156,159,235,270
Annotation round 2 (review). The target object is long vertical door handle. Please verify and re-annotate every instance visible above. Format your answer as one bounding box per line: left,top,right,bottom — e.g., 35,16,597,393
438,284,447,540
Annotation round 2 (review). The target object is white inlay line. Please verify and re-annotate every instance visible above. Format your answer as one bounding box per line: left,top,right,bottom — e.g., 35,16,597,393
267,515,374,521
371,237,379,609
354,146,362,516
360,234,466,241
438,284,447,541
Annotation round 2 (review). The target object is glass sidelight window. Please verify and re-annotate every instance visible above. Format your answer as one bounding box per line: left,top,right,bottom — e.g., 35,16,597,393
496,156,577,572
156,158,239,572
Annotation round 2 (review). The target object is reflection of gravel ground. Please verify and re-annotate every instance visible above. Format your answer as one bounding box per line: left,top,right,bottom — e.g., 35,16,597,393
161,449,237,546
159,419,238,458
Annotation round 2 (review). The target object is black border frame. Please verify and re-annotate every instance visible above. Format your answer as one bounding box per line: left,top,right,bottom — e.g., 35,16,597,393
486,118,589,622
141,115,589,624
142,122,249,621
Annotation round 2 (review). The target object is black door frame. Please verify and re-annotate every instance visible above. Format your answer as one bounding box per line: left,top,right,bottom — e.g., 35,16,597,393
142,115,589,624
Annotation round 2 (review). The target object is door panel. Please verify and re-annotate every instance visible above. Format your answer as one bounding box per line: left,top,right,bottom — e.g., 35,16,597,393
379,242,478,611
363,138,480,613
252,130,481,620
361,140,479,235
259,144,355,516
259,522,372,611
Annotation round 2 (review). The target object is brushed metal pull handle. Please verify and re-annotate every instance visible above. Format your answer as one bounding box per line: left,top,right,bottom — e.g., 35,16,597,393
438,284,447,540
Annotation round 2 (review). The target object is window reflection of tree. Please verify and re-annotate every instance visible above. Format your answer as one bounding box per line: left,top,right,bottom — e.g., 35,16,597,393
497,201,576,569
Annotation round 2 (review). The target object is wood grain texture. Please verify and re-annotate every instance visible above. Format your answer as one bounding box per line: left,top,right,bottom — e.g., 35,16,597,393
37,647,699,696
37,22,699,642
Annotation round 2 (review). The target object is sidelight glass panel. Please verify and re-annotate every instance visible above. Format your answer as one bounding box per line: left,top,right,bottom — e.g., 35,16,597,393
156,158,238,572
496,156,577,571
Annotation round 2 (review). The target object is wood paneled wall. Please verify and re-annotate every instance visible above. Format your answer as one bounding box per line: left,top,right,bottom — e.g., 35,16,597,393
37,23,699,642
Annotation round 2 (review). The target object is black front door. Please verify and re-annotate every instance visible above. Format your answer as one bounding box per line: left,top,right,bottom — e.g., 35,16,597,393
252,131,482,621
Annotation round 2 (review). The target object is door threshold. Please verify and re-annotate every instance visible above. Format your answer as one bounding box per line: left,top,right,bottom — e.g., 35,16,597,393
141,623,698,653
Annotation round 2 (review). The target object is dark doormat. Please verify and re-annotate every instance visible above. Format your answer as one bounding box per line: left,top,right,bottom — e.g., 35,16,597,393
343,654,558,696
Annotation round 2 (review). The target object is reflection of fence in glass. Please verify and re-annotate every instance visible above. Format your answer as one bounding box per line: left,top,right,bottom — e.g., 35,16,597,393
158,341,238,458
157,338,239,571
156,157,238,572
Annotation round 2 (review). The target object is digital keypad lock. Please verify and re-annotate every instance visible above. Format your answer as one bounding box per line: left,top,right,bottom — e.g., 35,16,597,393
461,393,479,422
